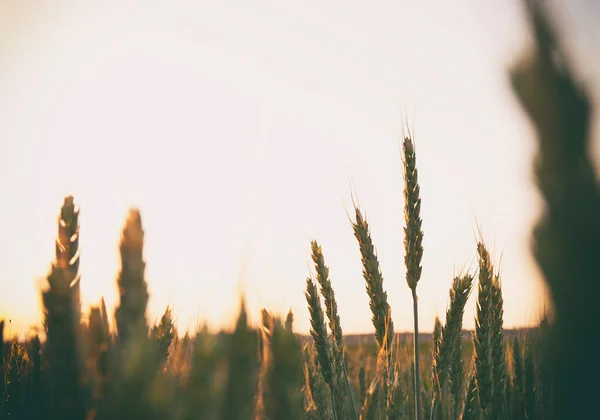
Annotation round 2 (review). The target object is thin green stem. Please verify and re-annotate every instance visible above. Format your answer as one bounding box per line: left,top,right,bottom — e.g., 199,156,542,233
331,393,338,420
341,356,359,420
413,288,421,420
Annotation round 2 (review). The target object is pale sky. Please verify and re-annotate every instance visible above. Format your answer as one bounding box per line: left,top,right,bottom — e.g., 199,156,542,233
0,1,598,337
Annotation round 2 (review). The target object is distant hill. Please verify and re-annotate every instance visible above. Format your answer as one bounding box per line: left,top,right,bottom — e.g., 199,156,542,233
297,327,534,346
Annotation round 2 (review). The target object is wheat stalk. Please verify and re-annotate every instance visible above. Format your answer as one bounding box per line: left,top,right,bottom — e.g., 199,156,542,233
311,240,358,419
361,375,383,420
303,344,332,420
430,317,442,420
433,275,474,420
387,361,406,419
98,209,162,420
360,343,391,420
285,309,294,333
449,329,466,420
461,360,480,420
510,337,525,419
114,209,149,346
88,305,110,409
352,208,394,384
264,317,304,420
510,1,597,417
358,351,367,408
182,327,221,420
29,335,43,419
150,307,176,370
305,277,338,419
490,274,507,420
41,196,86,419
220,299,260,420
473,243,494,418
523,340,537,420
3,339,26,417
402,134,425,420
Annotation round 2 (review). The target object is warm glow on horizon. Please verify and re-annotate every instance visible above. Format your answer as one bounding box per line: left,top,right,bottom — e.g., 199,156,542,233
1,0,598,338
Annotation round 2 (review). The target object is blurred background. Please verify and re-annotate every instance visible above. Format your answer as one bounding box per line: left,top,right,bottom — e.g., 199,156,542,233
0,0,598,337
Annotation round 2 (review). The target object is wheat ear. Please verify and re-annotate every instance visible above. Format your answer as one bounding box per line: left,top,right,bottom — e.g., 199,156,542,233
311,240,358,419
510,1,598,416
403,134,424,420
461,360,480,420
352,208,394,378
264,317,304,420
490,274,507,420
221,298,260,420
41,196,86,419
305,277,338,420
114,209,149,345
433,275,474,420
473,243,494,418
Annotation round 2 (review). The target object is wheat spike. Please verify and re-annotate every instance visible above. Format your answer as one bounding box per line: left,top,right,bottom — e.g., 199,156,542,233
115,209,149,345
352,208,394,371
473,243,494,419
434,275,474,419
41,196,86,419
311,240,357,419
305,277,337,419
430,316,442,420
402,134,425,420
461,361,480,420
150,307,176,369
303,344,333,420
510,1,597,417
490,274,507,420
220,299,260,420
285,308,294,333
403,135,424,292
264,317,304,420
98,209,163,420
182,328,221,420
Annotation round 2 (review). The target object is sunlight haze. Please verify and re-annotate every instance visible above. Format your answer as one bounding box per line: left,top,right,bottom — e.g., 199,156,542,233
1,0,598,337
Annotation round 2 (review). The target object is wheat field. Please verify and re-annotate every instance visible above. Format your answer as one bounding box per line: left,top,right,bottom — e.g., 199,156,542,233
0,2,596,419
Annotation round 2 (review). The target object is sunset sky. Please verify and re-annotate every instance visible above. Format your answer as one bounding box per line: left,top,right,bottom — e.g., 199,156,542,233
1,0,598,337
